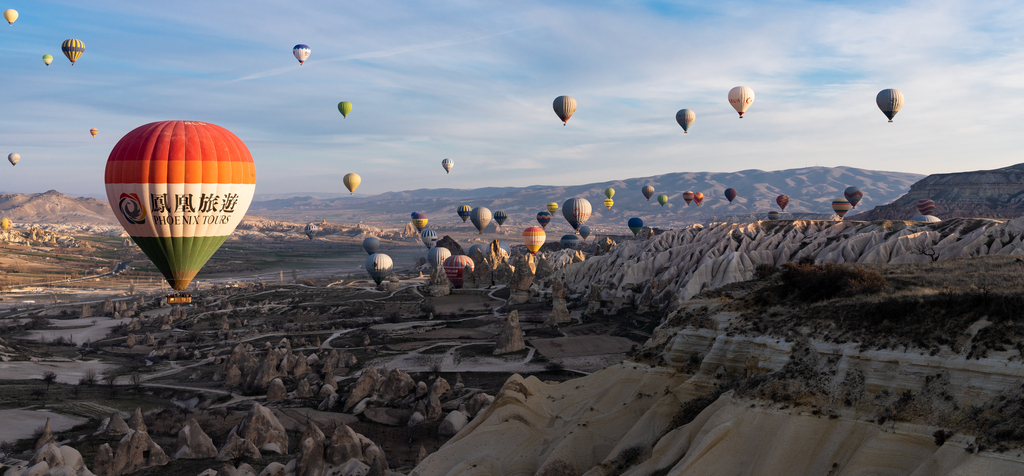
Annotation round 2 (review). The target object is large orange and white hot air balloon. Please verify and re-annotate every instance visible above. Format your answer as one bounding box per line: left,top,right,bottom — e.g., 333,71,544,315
104,121,256,292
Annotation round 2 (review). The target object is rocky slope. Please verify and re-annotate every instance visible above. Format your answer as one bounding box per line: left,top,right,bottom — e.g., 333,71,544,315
0,190,116,225
857,163,1024,221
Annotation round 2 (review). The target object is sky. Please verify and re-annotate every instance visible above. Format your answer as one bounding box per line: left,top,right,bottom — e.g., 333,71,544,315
1,0,1023,198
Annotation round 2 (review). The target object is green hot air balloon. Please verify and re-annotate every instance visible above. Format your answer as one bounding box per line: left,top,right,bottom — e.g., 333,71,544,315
338,101,353,118
604,188,615,199
657,194,668,206
42,54,53,66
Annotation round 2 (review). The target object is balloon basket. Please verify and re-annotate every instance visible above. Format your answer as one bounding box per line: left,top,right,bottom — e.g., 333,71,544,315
167,293,192,304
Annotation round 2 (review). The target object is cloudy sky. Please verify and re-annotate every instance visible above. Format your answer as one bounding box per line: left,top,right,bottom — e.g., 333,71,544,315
1,0,1022,197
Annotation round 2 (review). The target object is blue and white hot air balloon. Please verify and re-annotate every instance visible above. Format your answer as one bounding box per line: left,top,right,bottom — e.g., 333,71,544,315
293,44,311,65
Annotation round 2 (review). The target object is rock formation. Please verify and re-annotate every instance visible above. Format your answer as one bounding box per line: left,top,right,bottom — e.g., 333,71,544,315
216,431,261,462
173,418,218,460
98,411,130,436
546,280,570,326
95,417,169,476
266,378,287,401
234,403,289,454
437,410,468,438
427,266,450,297
508,252,536,304
493,311,525,355
26,442,93,476
35,418,55,450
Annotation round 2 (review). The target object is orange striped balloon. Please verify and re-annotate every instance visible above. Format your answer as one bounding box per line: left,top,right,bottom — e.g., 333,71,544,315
522,226,546,254
832,198,851,219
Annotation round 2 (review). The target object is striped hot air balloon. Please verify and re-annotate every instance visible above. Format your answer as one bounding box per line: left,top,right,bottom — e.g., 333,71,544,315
90,128,98,137
560,234,580,249
42,54,53,66
642,186,655,201
876,89,903,123
776,195,789,211
844,186,863,208
443,255,474,288
522,227,546,254
683,191,694,206
293,44,311,65
767,211,780,220
441,158,454,174
546,202,559,214
421,229,438,249
457,205,471,223
412,212,428,232
832,198,852,219
362,237,380,255
917,199,935,216
627,217,643,236
104,121,256,291
553,96,577,125
427,246,451,270
494,211,508,226
62,39,84,65
604,198,614,210
536,211,552,228
562,198,591,232
693,192,704,206
365,253,393,285
725,188,737,203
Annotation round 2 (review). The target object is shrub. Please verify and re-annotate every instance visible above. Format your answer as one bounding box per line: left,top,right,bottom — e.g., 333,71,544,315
780,262,887,302
753,264,777,280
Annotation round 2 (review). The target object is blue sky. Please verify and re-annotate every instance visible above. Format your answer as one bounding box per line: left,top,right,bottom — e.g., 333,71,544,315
1,0,1022,197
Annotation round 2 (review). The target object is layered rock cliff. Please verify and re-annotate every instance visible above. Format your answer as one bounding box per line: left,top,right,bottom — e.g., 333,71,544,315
857,163,1024,220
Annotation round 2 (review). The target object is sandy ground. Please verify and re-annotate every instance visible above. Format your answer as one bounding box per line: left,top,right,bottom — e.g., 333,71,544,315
17,317,123,347
0,409,88,442
529,336,638,359
0,359,116,384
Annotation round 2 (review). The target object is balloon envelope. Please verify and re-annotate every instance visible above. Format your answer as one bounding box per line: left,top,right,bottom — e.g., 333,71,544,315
604,188,615,199
657,194,668,206
104,121,256,291
767,211,780,220
457,205,471,222
421,229,438,249
42,54,53,66
441,158,453,174
776,195,789,211
467,244,485,258
427,247,451,270
553,96,577,125
343,173,361,194
676,109,695,132
3,9,17,25
682,191,694,205
579,225,591,240
725,188,737,203
293,44,310,64
536,211,552,228
693,192,704,206
627,217,643,236
728,86,754,117
8,153,20,166
522,227,546,254
412,212,428,232
494,211,508,226
338,102,352,118
90,128,98,137
560,234,580,249
470,207,492,234
642,186,655,201
362,236,380,255
604,198,614,210
562,198,592,232
917,199,935,215
876,89,903,122
62,39,84,64
546,202,558,214
844,186,863,208
832,198,852,219
0,218,11,230
304,223,318,240
443,255,474,288
365,253,393,285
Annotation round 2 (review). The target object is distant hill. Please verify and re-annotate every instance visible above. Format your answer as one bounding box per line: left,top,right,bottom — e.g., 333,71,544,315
0,190,117,225
248,166,924,232
856,163,1024,221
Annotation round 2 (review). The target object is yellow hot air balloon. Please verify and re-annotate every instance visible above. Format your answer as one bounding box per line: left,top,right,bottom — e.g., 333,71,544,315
604,198,614,210
344,173,361,195
0,218,11,230
3,9,17,25
546,202,558,214
90,128,98,138
62,39,84,65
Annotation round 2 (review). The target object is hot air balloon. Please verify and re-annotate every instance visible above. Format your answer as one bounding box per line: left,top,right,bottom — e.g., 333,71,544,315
725,188,737,203
362,236,380,255
0,218,11,230
494,211,508,226
604,198,614,210
365,253,393,285
553,96,576,125
560,234,580,249
728,86,754,118
421,229,438,249
470,207,492,234
546,202,558,214
536,211,552,228
457,205,471,222
104,120,256,294
62,39,84,65
3,9,17,25
844,186,863,208
498,242,512,257
683,191,694,206
467,244,485,258
578,226,591,240
693,192,704,206
8,153,20,166
304,223,318,240
427,246,451,269
343,173,360,194
443,255,474,288
876,89,903,123
412,212,428,232
776,195,789,211
338,102,352,118
562,198,591,232
441,158,453,174
627,217,643,236
88,128,98,138
293,44,310,65
657,194,668,207
604,188,615,199
767,211,780,220
832,198,851,219
42,54,53,66
917,199,935,216
642,186,655,201
522,227,546,254
675,109,695,133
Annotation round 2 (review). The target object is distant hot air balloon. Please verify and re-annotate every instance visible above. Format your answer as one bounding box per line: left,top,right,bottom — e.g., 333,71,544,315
546,202,558,214
89,128,98,138
362,236,380,255
767,211,780,220
304,223,318,240
0,218,11,230
728,86,754,118
553,96,576,125
562,198,591,233
498,242,512,257
642,186,655,201
42,54,53,66
494,211,508,226
441,158,453,174
604,198,614,210
427,246,451,270
776,195,789,211
579,225,591,240
876,89,903,123
8,153,20,166
467,244,485,257
292,44,310,65
105,121,255,292
338,102,352,118
693,192,704,206
844,186,863,208
832,198,851,219
627,217,643,236
917,199,935,216
412,212,428,232
657,194,668,207
470,207,491,234
343,173,361,194
536,211,552,228
682,191,694,206
443,255,475,288
365,253,393,285
3,9,17,25
457,205,471,222
560,234,580,249
522,227,546,254
421,229,438,249
675,109,695,133
61,39,84,65
604,188,615,199
725,188,737,203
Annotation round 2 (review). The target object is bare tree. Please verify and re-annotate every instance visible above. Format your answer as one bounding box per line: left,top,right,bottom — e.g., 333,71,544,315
80,368,97,386
912,241,940,262
41,371,57,395
129,372,142,393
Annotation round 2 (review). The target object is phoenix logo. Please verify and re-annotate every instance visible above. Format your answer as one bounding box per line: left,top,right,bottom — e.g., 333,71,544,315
119,193,147,225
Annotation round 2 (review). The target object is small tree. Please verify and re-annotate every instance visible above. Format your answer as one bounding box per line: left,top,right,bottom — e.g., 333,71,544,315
103,370,119,397
130,372,142,393
41,371,57,395
80,368,97,386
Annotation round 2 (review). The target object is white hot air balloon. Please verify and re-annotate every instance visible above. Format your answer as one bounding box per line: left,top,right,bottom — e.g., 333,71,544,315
728,86,755,118
427,246,451,269
365,253,393,285
470,207,492,234
876,89,904,123
293,44,311,65
675,109,695,133
441,158,453,174
7,153,20,166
